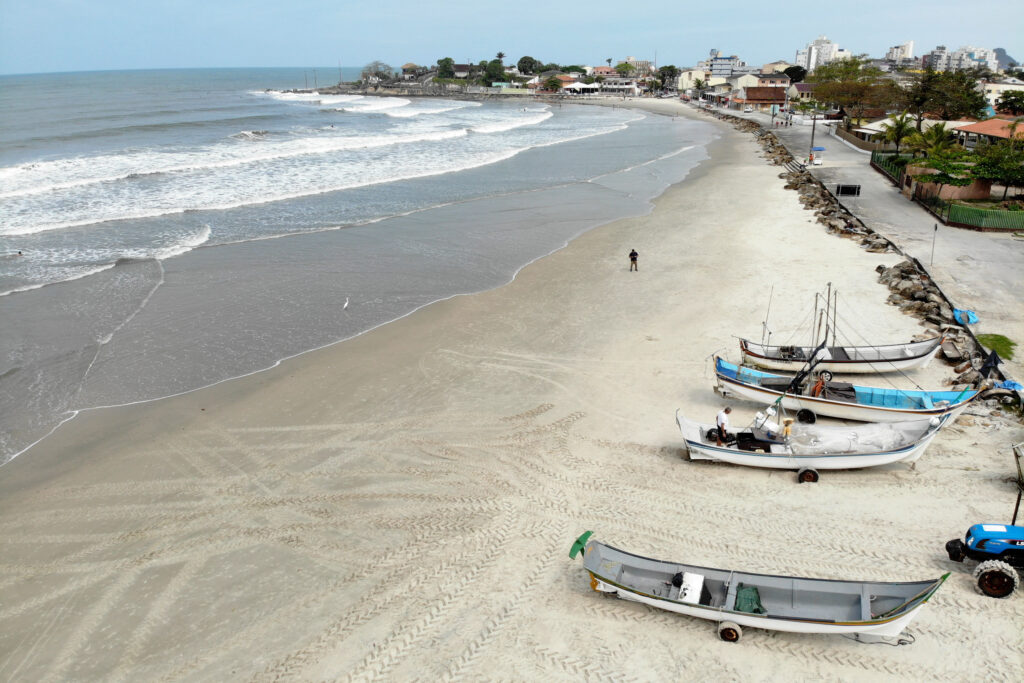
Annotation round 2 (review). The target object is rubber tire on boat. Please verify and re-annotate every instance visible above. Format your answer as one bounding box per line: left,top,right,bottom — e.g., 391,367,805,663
797,468,820,484
718,621,742,642
945,539,966,562
796,409,816,424
817,370,833,381
973,559,1020,598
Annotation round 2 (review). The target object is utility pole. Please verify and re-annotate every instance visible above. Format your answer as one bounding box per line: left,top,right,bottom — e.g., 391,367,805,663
808,108,818,163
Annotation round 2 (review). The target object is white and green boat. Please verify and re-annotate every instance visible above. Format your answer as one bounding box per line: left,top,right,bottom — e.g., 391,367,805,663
570,532,947,642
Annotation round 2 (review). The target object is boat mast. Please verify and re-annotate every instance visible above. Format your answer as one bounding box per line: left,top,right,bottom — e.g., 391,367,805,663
831,288,838,348
761,285,774,345
824,282,832,348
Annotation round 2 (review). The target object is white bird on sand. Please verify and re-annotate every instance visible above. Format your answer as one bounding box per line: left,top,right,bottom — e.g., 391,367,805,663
343,297,349,310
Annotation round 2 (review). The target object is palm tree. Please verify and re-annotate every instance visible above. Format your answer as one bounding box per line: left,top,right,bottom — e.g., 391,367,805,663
496,52,505,62
880,112,914,155
606,58,612,67
905,122,955,159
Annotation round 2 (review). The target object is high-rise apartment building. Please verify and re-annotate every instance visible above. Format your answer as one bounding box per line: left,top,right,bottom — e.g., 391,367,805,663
795,36,849,72
885,41,915,62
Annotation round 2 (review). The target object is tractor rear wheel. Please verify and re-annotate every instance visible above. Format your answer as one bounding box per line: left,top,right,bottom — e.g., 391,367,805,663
974,560,1020,598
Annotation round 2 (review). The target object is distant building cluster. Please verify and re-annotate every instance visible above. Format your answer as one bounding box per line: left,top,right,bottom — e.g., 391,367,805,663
795,36,849,72
922,45,1000,73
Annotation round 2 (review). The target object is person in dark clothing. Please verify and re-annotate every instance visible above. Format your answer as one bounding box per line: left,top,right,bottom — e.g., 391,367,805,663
628,249,638,271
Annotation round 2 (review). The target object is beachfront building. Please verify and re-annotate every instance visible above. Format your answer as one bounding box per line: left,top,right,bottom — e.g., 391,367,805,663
955,118,1024,150
922,45,1000,72
732,87,786,112
675,68,709,93
981,78,1024,108
795,36,849,72
788,82,816,102
730,72,791,90
452,64,471,79
591,65,618,79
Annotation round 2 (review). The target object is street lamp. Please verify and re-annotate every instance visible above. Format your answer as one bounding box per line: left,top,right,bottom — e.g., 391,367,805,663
808,106,819,163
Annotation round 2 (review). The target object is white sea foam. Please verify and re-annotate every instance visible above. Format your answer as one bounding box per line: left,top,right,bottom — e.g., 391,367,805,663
470,111,552,134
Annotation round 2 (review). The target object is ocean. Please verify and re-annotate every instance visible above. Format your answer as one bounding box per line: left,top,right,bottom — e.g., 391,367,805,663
0,68,715,464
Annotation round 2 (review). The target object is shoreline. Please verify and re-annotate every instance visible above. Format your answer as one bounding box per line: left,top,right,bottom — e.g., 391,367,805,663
2,99,1022,680
0,101,706,466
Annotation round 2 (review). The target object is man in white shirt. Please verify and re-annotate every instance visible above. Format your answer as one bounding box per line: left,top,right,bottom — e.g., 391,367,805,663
716,406,732,446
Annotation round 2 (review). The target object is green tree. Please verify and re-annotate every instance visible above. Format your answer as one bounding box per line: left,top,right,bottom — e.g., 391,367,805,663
996,90,1024,115
540,63,561,73
971,139,1024,199
658,65,681,90
930,70,988,120
783,65,807,84
496,52,506,62
436,57,455,79
880,112,915,154
692,77,706,93
517,56,541,74
606,58,612,67
911,155,974,198
906,123,957,159
542,76,562,91
562,65,586,74
483,59,505,84
809,56,885,129
902,66,941,131
615,62,635,76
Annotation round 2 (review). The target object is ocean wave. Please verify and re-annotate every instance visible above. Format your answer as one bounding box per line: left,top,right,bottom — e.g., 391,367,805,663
0,128,471,207
0,263,117,297
231,130,270,140
470,111,552,134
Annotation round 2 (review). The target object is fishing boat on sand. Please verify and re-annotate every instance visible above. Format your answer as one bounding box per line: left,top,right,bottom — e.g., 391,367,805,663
570,531,948,642
739,337,943,374
675,409,949,482
714,356,978,423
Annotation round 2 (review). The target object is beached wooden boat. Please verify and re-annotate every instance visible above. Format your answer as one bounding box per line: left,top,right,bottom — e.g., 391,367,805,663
675,410,948,481
739,337,942,374
714,356,979,423
570,532,948,642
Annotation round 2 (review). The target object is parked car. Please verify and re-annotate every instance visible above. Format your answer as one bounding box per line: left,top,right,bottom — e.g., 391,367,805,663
743,106,753,113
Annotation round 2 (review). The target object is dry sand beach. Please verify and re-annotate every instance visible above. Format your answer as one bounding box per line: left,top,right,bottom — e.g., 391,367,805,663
2,99,1022,682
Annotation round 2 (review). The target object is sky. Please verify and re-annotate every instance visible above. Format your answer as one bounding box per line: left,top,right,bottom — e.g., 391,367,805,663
1,0,1021,75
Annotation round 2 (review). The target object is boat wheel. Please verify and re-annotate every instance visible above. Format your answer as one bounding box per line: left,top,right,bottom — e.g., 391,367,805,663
796,409,816,424
797,468,820,484
974,560,1020,598
718,621,742,642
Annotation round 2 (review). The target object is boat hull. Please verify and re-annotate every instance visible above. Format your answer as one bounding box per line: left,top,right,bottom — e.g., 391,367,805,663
676,410,947,471
589,575,927,638
740,337,942,374
573,534,947,640
716,368,977,423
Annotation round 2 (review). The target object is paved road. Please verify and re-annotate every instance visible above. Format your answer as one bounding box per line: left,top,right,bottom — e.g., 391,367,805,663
722,107,1024,381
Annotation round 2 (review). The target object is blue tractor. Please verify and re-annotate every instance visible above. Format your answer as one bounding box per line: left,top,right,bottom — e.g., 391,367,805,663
945,443,1024,598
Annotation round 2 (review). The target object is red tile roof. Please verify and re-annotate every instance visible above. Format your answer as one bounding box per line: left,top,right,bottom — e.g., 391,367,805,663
957,119,1024,139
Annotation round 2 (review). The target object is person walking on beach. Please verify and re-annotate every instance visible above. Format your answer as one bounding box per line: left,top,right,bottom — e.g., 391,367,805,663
628,249,638,272
716,406,732,446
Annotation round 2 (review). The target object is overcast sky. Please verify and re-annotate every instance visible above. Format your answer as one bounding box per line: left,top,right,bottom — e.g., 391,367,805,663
1,0,1021,75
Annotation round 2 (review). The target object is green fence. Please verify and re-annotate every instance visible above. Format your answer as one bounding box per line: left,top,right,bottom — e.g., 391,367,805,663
870,151,910,183
948,204,1024,230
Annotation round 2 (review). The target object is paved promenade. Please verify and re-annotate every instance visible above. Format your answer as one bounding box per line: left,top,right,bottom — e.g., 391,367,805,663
728,107,1024,382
